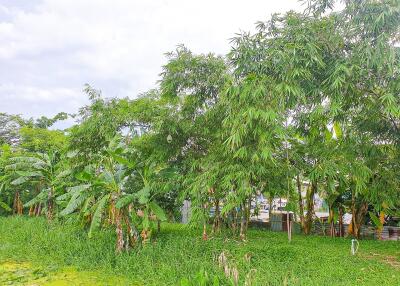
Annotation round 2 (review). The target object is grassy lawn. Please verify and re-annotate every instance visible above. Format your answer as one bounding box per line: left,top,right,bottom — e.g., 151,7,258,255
0,217,398,285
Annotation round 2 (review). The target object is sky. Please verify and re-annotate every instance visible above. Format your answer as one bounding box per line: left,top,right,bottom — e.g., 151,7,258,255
0,0,302,127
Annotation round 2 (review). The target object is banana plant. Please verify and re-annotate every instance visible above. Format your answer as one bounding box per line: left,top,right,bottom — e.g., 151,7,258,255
6,151,71,220
59,136,171,251
0,144,21,215
59,138,139,252
115,161,171,244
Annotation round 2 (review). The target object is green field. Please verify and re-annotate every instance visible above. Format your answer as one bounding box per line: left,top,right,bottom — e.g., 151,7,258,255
0,217,398,285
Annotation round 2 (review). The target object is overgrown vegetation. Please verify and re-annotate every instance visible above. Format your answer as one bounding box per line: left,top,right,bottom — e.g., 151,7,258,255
0,217,399,285
0,1,399,282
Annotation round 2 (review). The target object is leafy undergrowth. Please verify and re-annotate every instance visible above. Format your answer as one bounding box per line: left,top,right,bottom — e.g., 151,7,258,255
0,217,398,285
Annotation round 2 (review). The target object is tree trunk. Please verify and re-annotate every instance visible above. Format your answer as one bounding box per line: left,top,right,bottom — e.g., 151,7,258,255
29,205,34,216
355,202,368,238
36,203,42,216
296,175,304,231
338,207,344,237
33,203,38,216
286,187,292,242
156,220,160,232
245,197,251,231
46,187,54,220
13,191,23,215
115,208,125,252
230,209,237,235
212,198,220,234
348,193,368,239
239,204,246,240
202,221,208,240
348,192,356,237
329,205,335,237
377,211,385,240
123,213,138,248
268,196,273,223
109,196,116,225
304,182,316,235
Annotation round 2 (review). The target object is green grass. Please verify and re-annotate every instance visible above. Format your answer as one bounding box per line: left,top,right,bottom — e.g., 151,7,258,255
0,216,399,285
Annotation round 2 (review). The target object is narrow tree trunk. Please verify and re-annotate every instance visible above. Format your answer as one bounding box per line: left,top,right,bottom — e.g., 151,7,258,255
140,229,151,245
268,196,273,223
109,196,116,225
239,216,246,240
212,198,220,234
296,175,304,231
338,207,344,237
30,185,39,216
36,203,42,216
29,205,34,216
239,204,246,240
245,197,251,231
286,211,292,242
230,209,237,235
123,213,138,248
46,187,54,220
377,211,385,240
304,182,316,235
348,193,368,239
202,221,208,240
13,191,22,215
115,208,125,252
348,191,356,237
355,202,368,239
329,205,335,237
33,203,39,216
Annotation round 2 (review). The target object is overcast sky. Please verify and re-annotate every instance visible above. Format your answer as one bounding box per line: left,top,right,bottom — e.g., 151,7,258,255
0,0,302,126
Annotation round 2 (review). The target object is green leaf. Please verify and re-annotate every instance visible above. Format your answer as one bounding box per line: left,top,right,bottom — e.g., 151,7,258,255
116,194,136,209
110,153,134,168
333,122,342,139
66,150,79,158
16,171,43,178
0,201,12,212
80,196,95,217
67,184,91,194
324,128,332,141
23,189,49,207
60,193,87,216
11,177,28,185
56,169,72,179
149,202,167,221
88,194,110,238
137,186,150,204
142,209,150,229
56,192,72,202
75,171,92,181
369,212,383,228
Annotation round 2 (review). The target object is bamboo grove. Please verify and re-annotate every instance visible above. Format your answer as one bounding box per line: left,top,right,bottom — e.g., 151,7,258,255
1,0,399,252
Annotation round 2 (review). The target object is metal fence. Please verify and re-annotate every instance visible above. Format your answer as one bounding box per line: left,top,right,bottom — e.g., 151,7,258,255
250,219,400,241
312,222,400,241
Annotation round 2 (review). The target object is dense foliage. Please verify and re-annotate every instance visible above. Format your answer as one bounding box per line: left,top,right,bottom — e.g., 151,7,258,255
0,0,399,254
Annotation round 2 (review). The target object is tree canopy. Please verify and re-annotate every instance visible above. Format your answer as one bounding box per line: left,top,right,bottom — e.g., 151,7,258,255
1,0,399,248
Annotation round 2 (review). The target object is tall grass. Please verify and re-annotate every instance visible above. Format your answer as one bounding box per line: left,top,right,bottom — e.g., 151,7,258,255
0,216,398,285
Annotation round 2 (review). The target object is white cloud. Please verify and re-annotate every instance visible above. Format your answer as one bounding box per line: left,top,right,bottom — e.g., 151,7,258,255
0,0,301,123
0,83,85,117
